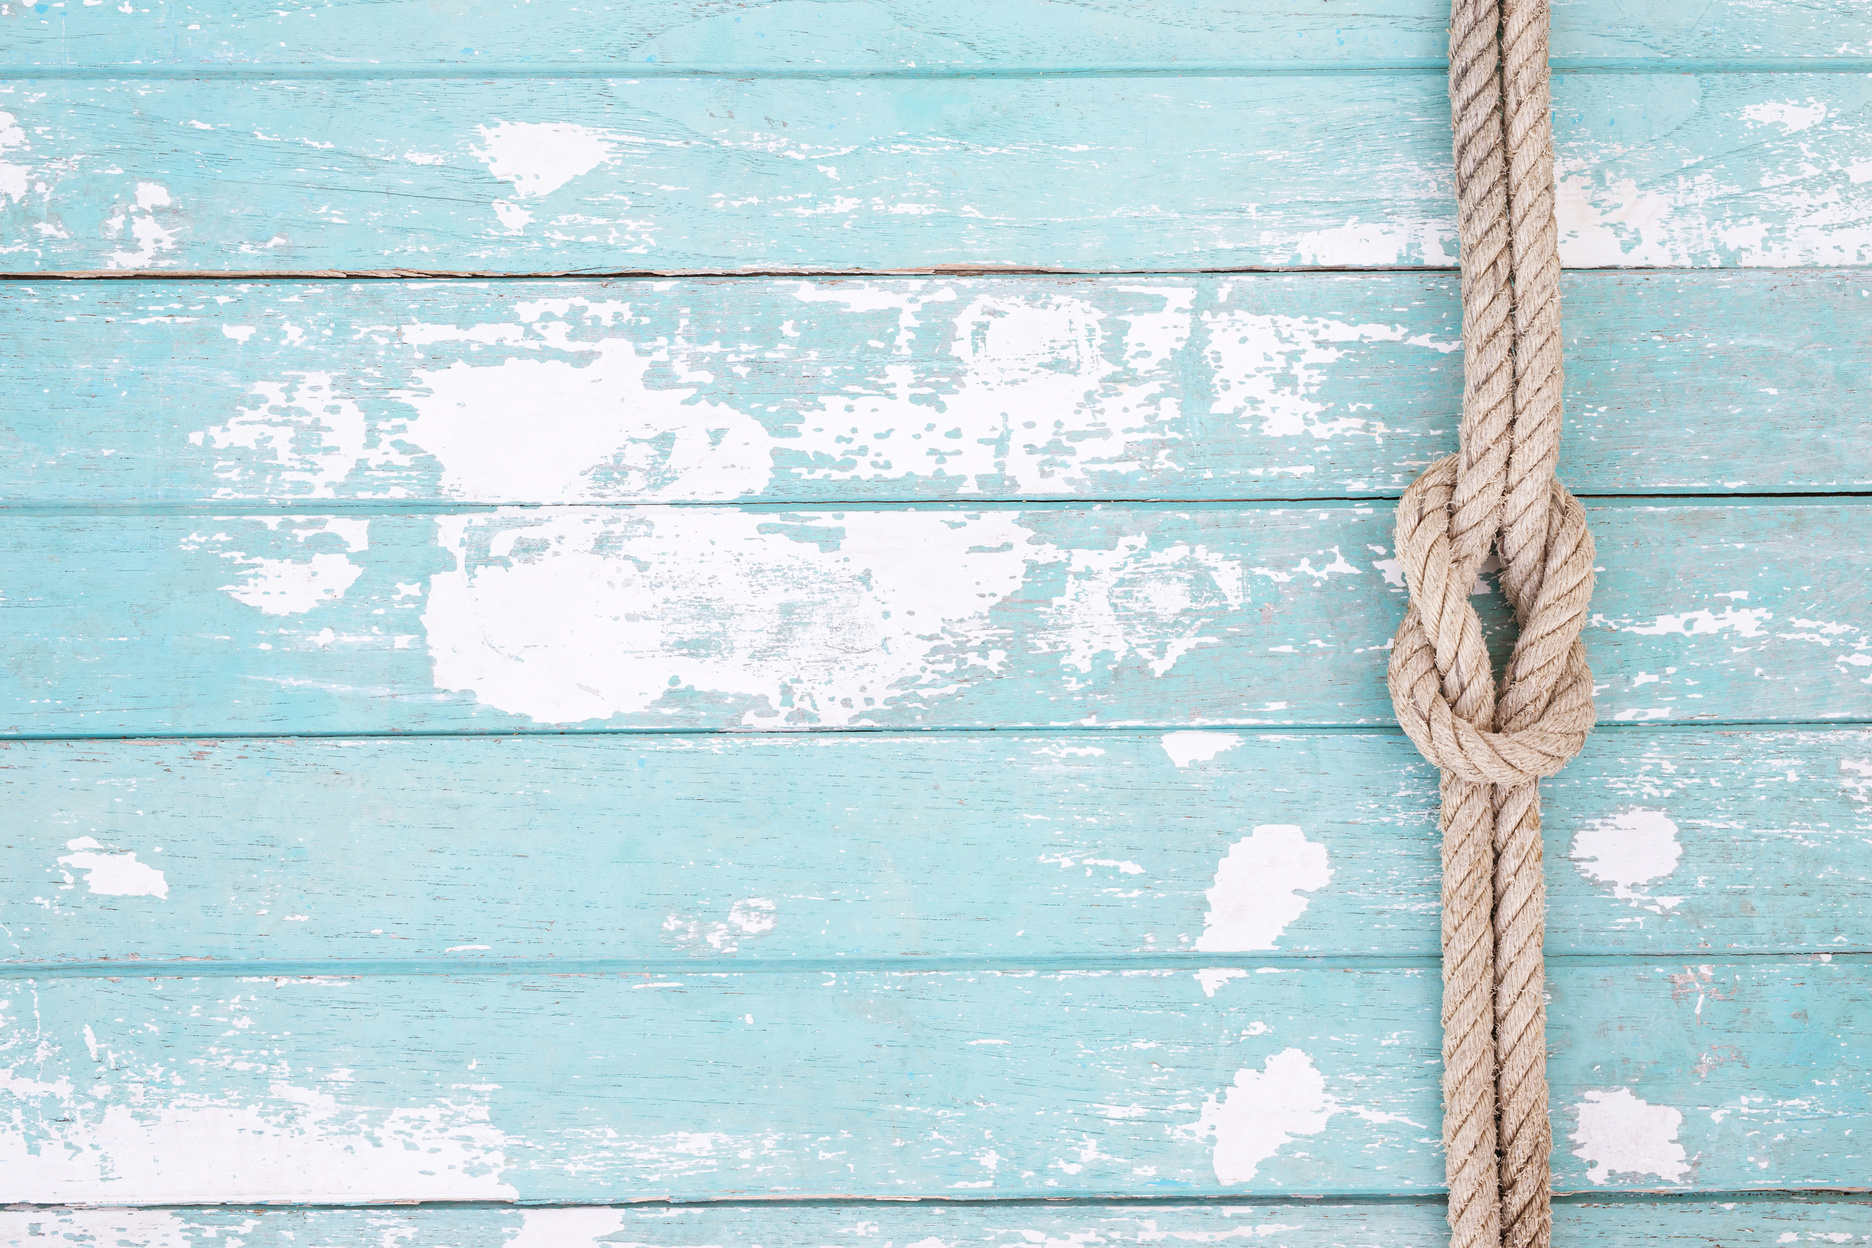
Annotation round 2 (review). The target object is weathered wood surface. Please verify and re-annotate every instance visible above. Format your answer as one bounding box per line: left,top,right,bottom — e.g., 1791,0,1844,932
10,0,1872,71
6,729,1870,968
7,1196,1871,1248
4,74,1871,273
2,502,1866,735
5,271,1869,505
2,958,1865,1201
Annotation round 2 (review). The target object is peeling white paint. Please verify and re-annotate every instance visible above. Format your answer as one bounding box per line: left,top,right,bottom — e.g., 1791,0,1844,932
1043,538,1245,683
1195,968,1248,998
54,837,168,900
394,306,773,503
1190,1049,1334,1184
102,182,179,269
502,1208,628,1248
1196,826,1331,952
1741,100,1831,135
196,372,401,500
472,121,616,198
1162,731,1243,768
1571,808,1684,913
422,508,1047,725
389,286,1198,502
1623,606,1771,638
0,1006,519,1203
204,517,370,617
663,898,778,954
0,111,28,205
1203,305,1456,444
1569,1088,1690,1186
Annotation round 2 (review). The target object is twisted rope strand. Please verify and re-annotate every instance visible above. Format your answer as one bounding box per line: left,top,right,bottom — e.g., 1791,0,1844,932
1388,3,1595,1247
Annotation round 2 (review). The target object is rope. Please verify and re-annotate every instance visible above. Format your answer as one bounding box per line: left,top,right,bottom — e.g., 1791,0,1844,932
1387,3,1595,1247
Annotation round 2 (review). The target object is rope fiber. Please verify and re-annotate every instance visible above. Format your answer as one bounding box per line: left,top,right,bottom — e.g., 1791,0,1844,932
1388,2,1595,1246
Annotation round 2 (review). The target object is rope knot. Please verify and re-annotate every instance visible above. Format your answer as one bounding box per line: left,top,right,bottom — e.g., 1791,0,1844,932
1387,453,1596,789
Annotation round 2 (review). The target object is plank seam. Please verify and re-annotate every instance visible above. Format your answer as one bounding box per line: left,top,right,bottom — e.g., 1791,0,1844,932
6,951,1866,980
9,57,1872,80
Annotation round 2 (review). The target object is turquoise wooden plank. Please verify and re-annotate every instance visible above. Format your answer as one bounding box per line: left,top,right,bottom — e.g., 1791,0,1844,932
5,729,1869,968
9,0,1872,72
6,271,1869,504
1,958,1864,1200
7,1195,1871,1248
4,74,1870,272
1,502,1866,735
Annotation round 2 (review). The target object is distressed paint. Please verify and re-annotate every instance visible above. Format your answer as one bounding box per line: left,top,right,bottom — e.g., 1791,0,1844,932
4,272,1870,504
5,1196,1870,1248
4,75,1872,272
1,502,1866,734
0,959,1866,1201
8,0,1872,71
4,730,1868,968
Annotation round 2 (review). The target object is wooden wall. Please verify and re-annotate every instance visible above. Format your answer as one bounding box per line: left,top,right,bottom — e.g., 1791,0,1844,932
3,1,1870,1243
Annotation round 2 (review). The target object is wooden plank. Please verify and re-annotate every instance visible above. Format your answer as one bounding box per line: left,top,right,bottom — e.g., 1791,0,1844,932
1,502,1866,735
10,0,1872,72
5,729,1869,968
7,1196,1870,1248
6,271,1869,505
4,74,1870,273
1,959,1865,1201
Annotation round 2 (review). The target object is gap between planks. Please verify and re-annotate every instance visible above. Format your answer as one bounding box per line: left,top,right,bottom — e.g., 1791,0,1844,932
7,494,1872,518
5,1191,1869,1211
8,717,1872,743
10,57,1872,81
6,951,1866,981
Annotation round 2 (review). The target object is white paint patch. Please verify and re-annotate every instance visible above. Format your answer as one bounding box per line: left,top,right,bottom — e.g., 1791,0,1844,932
203,517,370,617
491,200,534,231
472,121,615,198
502,1208,628,1248
662,898,779,954
1044,537,1246,682
1571,809,1684,913
1195,968,1248,998
393,304,774,503
1569,1089,1691,1186
222,551,364,616
1190,1049,1334,1183
196,372,403,499
1622,606,1771,638
0,999,518,1202
102,182,179,269
423,508,1049,726
1203,306,1457,443
54,838,168,900
1196,827,1331,952
1741,100,1831,134
0,111,29,205
1283,219,1456,268
391,285,1198,501
1162,731,1243,768
1557,116,1872,270
0,1210,201,1248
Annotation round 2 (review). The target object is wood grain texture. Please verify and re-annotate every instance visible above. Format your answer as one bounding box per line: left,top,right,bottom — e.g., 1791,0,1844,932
5,271,1869,504
7,1196,1871,1248
2,958,1865,1201
5,729,1870,968
8,0,1870,70
2,501,1866,735
3,74,1870,272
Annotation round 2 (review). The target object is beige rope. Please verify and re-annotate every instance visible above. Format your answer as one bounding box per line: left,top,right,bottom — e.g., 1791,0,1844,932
1388,3,1595,1247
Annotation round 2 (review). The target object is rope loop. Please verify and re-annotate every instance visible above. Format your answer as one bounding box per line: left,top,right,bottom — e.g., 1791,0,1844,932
1388,453,1596,789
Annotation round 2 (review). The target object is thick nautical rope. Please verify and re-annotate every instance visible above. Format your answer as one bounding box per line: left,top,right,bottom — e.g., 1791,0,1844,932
1387,3,1595,1248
